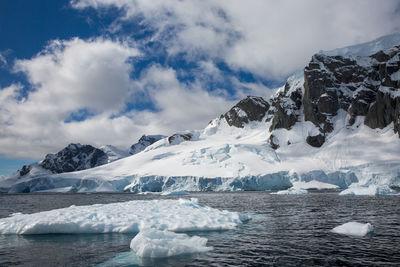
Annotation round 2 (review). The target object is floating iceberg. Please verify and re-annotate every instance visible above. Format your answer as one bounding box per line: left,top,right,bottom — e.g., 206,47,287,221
272,188,309,195
339,184,398,196
0,198,249,235
130,229,212,258
291,180,339,190
331,221,374,237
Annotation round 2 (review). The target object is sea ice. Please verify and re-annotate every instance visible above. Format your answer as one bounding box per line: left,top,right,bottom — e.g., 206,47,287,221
272,188,309,195
0,198,249,235
130,229,212,258
331,221,374,237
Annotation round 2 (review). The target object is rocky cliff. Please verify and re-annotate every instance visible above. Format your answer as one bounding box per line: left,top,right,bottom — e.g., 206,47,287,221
221,45,400,148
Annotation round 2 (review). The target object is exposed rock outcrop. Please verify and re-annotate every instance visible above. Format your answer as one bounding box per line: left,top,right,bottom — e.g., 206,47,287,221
168,133,193,145
268,78,303,131
303,45,400,141
224,96,270,128
129,135,166,155
306,134,325,148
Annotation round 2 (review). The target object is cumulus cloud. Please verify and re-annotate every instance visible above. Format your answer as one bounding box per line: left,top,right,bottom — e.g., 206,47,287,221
0,38,235,159
60,66,234,149
72,0,400,80
14,38,139,114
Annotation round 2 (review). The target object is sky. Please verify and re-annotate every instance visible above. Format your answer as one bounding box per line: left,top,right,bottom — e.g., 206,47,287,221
0,0,400,174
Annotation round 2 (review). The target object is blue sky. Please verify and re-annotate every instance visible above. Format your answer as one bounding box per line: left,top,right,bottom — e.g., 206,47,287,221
0,0,400,175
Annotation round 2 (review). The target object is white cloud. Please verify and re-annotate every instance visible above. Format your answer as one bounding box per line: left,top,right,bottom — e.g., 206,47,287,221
14,38,139,114
72,0,400,80
0,38,235,159
136,65,235,131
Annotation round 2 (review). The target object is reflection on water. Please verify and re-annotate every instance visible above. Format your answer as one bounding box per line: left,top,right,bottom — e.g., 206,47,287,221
99,250,204,267
0,192,400,266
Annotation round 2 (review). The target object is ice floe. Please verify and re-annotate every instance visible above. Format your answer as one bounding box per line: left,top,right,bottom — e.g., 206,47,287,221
331,221,374,237
292,180,339,190
339,184,398,196
0,198,249,235
272,188,309,195
130,229,212,258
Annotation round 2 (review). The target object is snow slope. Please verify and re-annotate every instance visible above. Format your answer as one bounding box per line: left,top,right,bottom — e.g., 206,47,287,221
321,33,400,57
3,111,399,193
100,145,129,163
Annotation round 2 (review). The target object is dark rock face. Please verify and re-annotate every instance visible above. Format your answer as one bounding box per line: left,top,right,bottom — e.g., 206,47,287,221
224,96,270,128
18,165,31,177
269,134,279,150
168,133,193,144
40,144,108,174
364,90,397,129
306,134,325,148
268,79,303,131
303,55,364,133
129,135,166,155
303,45,400,138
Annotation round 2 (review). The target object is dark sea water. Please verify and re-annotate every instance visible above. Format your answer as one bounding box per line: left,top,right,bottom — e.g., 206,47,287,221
0,192,399,266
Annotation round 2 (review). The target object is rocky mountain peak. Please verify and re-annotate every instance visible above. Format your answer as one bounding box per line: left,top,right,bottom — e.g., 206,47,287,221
40,143,108,174
17,143,108,177
221,44,400,149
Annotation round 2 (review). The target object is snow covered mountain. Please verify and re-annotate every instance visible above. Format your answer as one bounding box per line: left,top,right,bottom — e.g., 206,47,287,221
15,144,109,178
1,34,400,194
5,135,166,184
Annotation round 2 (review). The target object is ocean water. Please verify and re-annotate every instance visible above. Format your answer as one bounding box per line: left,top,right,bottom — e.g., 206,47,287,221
0,192,399,266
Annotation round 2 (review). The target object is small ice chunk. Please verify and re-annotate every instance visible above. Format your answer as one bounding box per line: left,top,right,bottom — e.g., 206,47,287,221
130,229,212,258
272,188,309,195
331,221,374,237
